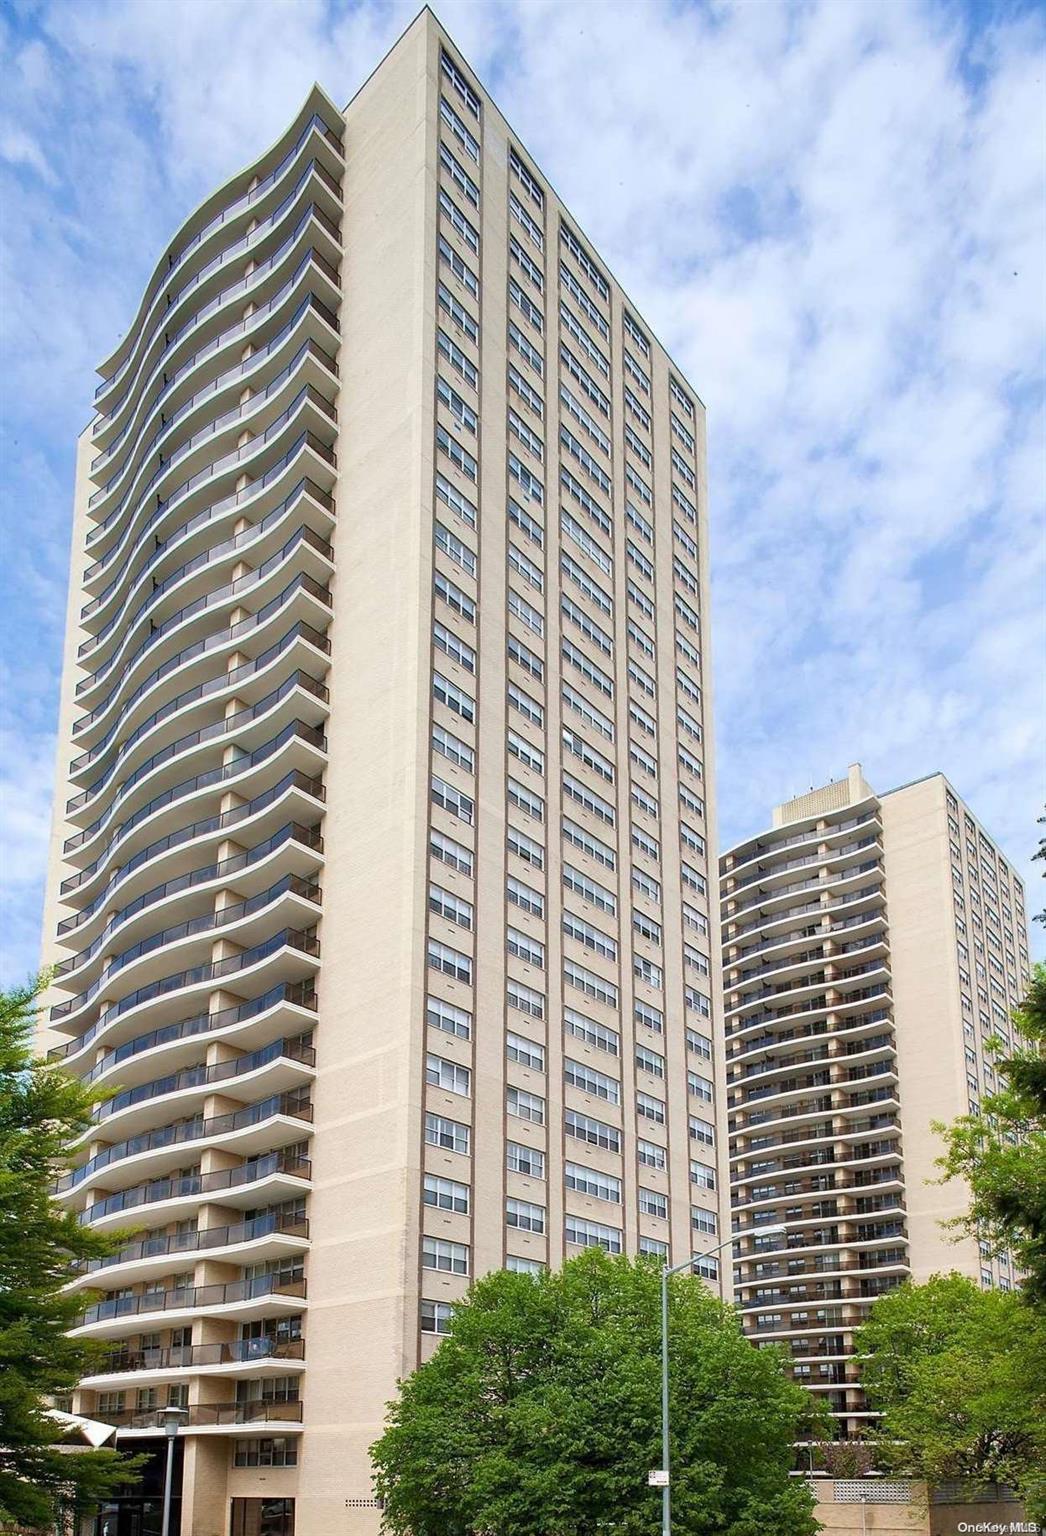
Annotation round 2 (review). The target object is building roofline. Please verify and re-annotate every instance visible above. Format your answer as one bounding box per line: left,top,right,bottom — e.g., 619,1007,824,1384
347,5,708,412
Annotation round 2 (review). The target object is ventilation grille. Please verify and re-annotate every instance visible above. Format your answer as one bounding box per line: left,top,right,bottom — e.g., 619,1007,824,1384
835,1481,912,1503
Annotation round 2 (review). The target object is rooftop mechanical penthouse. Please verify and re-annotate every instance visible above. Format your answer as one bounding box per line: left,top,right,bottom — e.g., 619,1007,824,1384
41,12,728,1534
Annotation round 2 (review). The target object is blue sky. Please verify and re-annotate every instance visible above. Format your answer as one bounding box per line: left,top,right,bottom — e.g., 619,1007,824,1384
1,0,1043,983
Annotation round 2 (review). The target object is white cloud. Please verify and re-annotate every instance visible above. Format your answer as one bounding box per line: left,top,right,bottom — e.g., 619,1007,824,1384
1,0,1043,983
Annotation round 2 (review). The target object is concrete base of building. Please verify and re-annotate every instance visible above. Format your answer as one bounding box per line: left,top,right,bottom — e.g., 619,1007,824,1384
812,1480,1038,1536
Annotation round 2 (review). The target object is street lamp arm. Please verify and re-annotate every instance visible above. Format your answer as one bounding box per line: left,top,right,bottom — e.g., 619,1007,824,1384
662,1230,736,1279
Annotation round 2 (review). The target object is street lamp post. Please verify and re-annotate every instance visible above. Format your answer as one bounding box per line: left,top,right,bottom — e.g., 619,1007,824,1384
159,1406,188,1536
658,1223,787,1536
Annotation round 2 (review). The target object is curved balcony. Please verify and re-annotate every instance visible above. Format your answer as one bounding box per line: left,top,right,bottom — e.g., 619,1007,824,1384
91,206,340,478
727,860,884,925
82,1337,306,1391
56,817,322,950
723,806,882,877
65,671,329,846
76,553,330,770
725,878,887,945
73,566,332,776
76,496,333,724
86,320,338,588
95,92,342,414
104,1401,304,1439
727,907,887,976
727,941,890,1018
57,766,322,912
81,354,336,656
69,618,330,804
81,417,334,638
92,236,337,483
71,1210,311,1289
87,331,337,577
55,1090,314,1200
94,175,341,468
49,88,343,1467
49,925,321,1049
88,1033,316,1140
61,719,327,878
726,833,883,898
51,873,322,1027
51,984,315,1104
74,1274,307,1338
81,387,335,639
90,230,339,510
81,1148,312,1231
80,420,336,691
735,1247,909,1284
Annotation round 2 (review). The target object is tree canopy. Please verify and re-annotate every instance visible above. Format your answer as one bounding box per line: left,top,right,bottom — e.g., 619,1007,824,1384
935,963,1046,1303
371,1246,821,1536
0,975,139,1530
857,1273,1046,1519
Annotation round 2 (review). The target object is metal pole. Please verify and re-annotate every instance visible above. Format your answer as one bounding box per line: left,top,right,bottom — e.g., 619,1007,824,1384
161,1430,176,1536
652,1227,783,1531
661,1263,671,1536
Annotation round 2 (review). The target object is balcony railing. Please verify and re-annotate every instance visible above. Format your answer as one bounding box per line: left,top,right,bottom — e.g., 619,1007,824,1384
71,610,330,781
59,766,323,899
83,404,336,594
92,325,336,496
98,1337,305,1375
57,816,323,936
55,872,321,1000
78,1274,306,1328
51,924,319,1036
81,447,332,634
56,1093,314,1192
93,198,340,431
82,1211,310,1273
95,111,342,401
81,1150,311,1224
728,881,884,937
51,979,314,1077
69,660,329,816
98,1400,303,1430
93,1035,315,1123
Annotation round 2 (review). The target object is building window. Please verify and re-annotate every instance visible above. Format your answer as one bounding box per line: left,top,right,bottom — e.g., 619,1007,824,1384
421,1299,454,1335
507,1031,546,1072
565,1161,621,1203
230,1499,295,1536
506,1254,545,1275
233,1439,298,1468
423,1237,469,1275
507,1141,545,1179
507,1086,546,1125
639,1188,668,1220
506,1197,546,1233
425,1112,469,1156
565,1215,621,1253
426,995,472,1040
638,1138,666,1170
424,1174,470,1214
426,1053,471,1097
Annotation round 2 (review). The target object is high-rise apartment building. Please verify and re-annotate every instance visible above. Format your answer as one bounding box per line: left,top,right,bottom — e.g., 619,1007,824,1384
39,12,727,1533
720,764,1032,1441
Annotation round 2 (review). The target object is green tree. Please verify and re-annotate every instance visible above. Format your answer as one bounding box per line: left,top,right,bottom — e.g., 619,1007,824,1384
857,1273,1046,1518
935,964,1046,1303
0,975,140,1531
371,1246,820,1536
